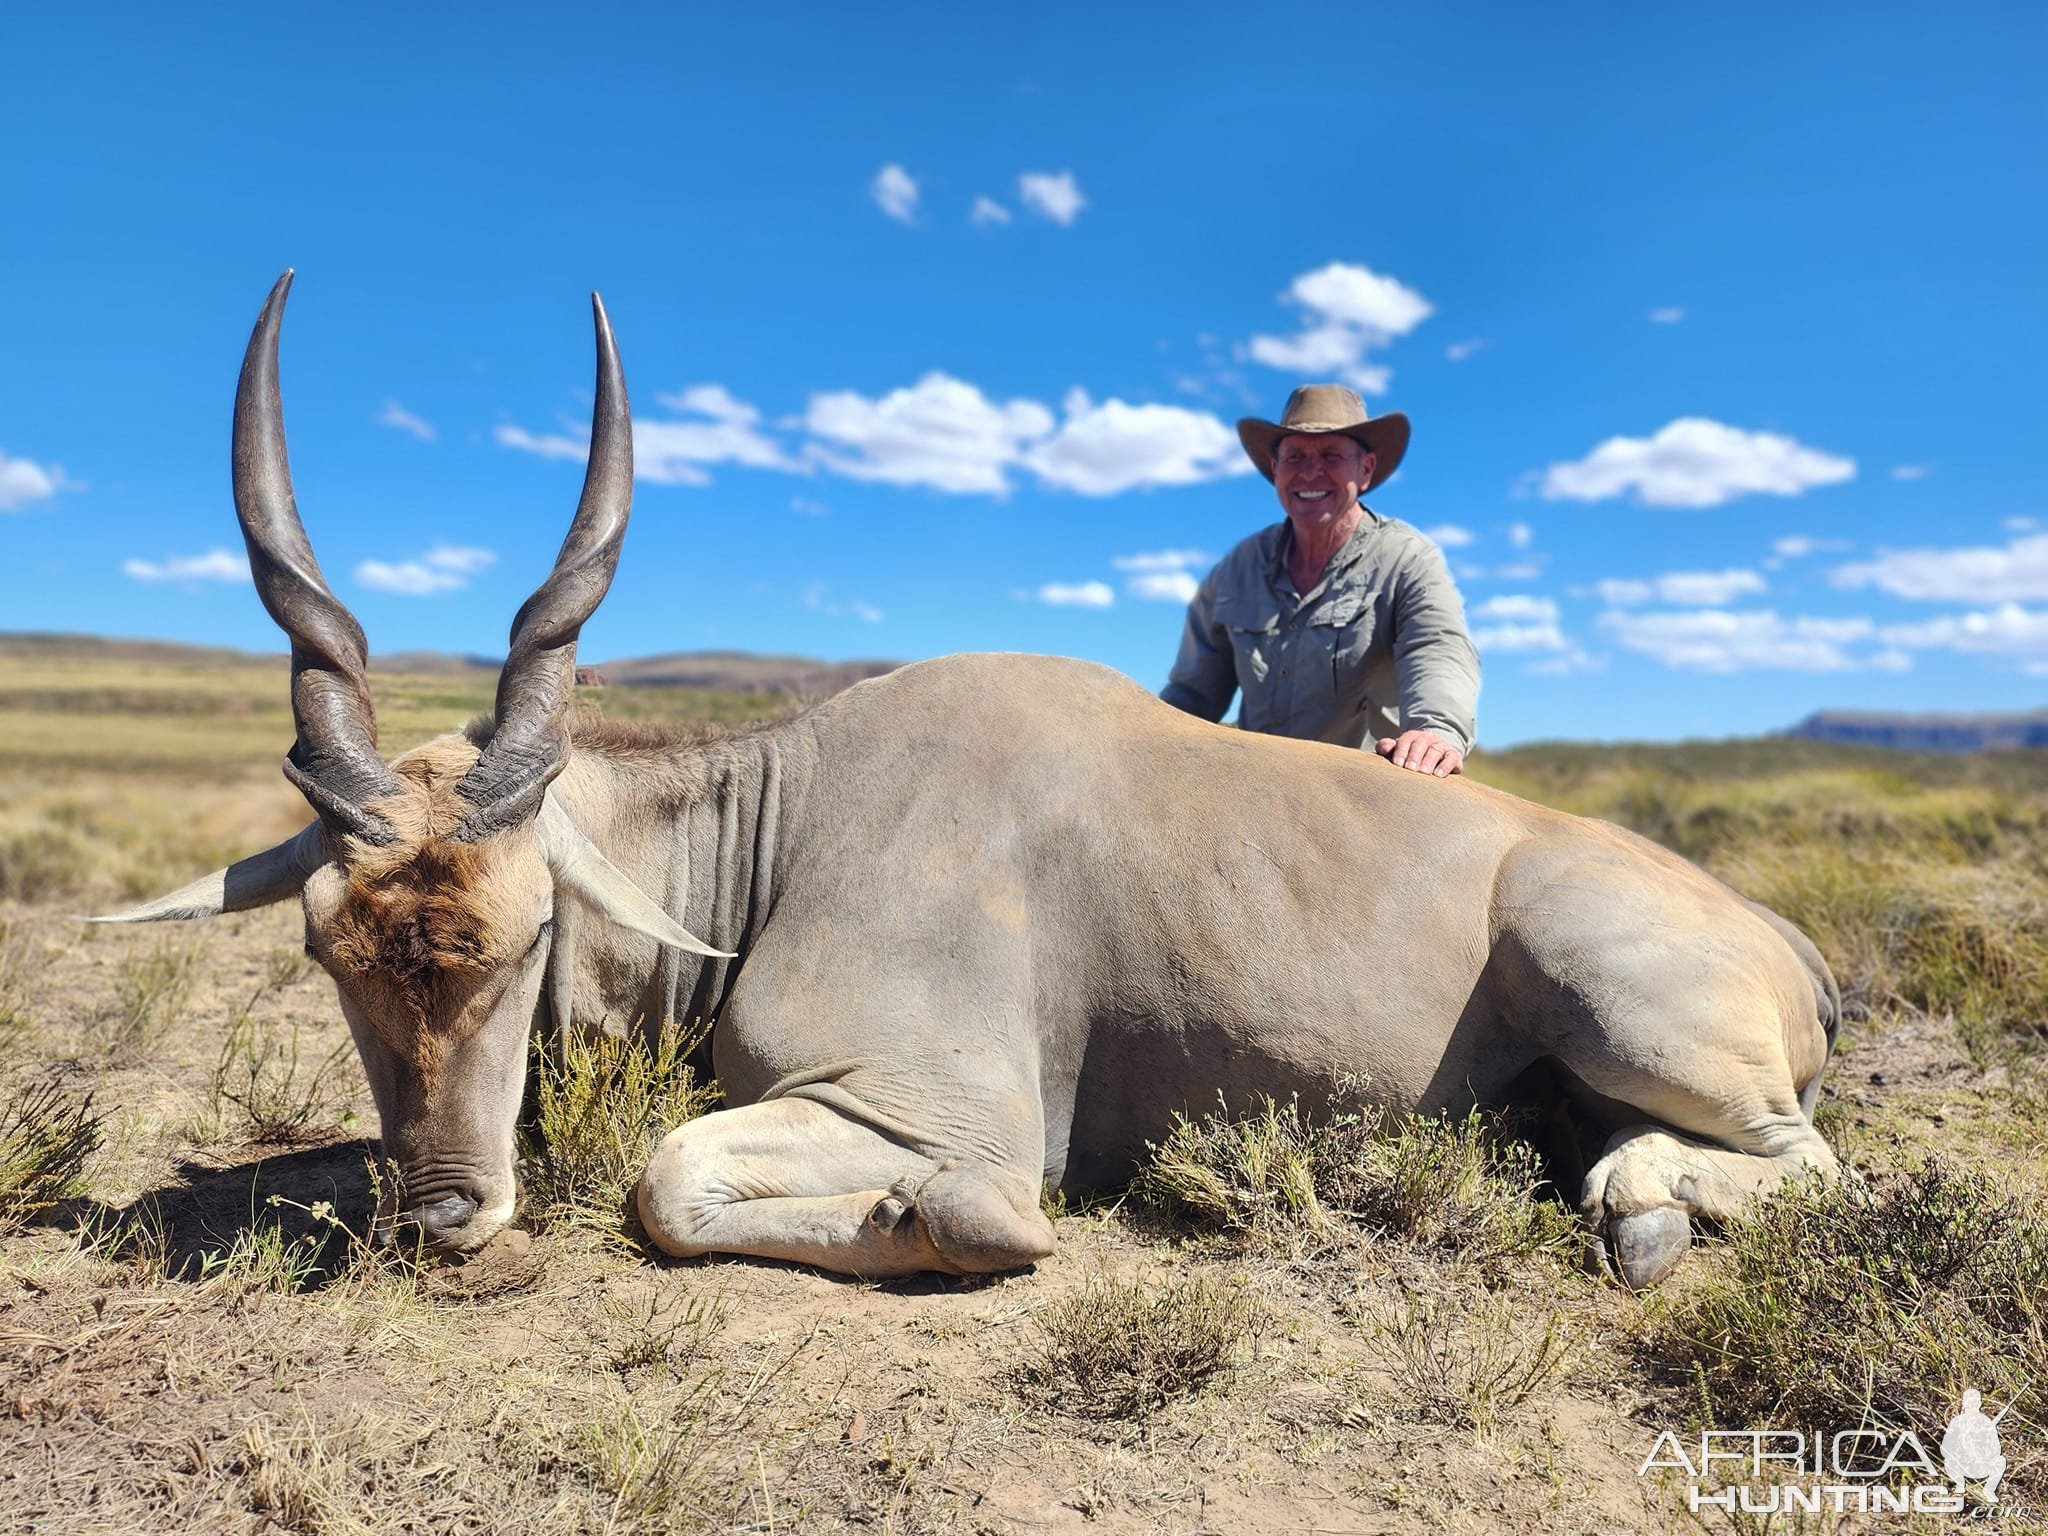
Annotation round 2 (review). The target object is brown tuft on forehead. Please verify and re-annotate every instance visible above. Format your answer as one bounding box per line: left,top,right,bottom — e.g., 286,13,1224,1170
319,735,540,1044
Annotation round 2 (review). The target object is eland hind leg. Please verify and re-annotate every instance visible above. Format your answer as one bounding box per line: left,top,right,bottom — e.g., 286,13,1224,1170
636,1096,1055,1279
1497,846,1839,1289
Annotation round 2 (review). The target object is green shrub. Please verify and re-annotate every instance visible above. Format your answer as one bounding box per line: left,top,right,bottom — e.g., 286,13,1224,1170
519,1018,718,1234
1647,1158,2048,1443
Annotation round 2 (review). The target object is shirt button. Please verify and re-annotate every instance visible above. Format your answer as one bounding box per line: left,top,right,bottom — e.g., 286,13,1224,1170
1279,667,1289,676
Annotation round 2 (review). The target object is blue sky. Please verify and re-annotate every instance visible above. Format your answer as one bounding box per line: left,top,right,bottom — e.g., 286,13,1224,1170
3,5,2044,747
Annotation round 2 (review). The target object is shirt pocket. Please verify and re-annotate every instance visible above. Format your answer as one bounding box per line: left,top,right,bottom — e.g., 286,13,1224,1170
1215,594,1284,689
1315,588,1381,686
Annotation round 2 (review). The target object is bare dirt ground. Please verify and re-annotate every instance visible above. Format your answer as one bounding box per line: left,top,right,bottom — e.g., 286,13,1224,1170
4,649,2044,1534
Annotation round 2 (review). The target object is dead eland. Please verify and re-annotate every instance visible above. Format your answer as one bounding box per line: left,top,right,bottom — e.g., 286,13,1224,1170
102,273,1841,1289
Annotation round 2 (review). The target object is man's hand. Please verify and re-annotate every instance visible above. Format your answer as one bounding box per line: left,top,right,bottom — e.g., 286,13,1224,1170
1375,730,1464,778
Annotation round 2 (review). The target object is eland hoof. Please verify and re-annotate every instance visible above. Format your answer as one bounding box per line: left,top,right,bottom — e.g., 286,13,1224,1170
1608,1206,1692,1290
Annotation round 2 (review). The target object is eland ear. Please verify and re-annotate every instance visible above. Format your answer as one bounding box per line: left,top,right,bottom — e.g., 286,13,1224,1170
535,796,733,959
88,823,326,924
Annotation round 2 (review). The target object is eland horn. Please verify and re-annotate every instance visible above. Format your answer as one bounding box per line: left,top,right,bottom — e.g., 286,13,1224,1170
235,269,401,845
454,294,632,841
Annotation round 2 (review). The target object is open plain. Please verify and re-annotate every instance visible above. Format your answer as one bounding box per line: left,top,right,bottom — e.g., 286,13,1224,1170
3,637,2045,1535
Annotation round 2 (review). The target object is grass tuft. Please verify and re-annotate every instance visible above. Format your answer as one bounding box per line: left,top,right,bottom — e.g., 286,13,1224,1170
96,935,201,1061
1646,1157,2048,1443
0,1074,104,1232
1136,1095,1574,1265
1350,1287,1575,1435
519,1017,719,1235
1012,1273,1254,1420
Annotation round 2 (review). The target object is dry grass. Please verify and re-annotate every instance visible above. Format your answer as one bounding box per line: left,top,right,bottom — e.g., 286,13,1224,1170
1644,1159,2048,1449
1012,1273,1256,1420
11,643,2048,1533
1348,1285,1576,1435
0,1074,103,1232
1137,1094,1574,1266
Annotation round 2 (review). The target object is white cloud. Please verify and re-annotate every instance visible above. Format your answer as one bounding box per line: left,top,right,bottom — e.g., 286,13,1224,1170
1246,261,1433,396
638,383,801,485
1032,581,1114,608
1112,549,1212,573
375,399,436,442
1421,523,1476,548
1126,571,1199,604
1881,604,2048,660
494,423,587,462
802,581,885,623
122,548,247,584
1771,534,1850,561
1445,338,1488,362
1891,463,1932,481
1470,597,1570,655
1027,390,1248,496
804,372,1054,495
800,375,1244,497
500,384,798,486
1537,418,1855,509
0,448,73,512
2004,516,2038,532
1596,568,1767,607
1507,521,1534,550
1017,170,1085,226
1649,307,1686,324
1599,609,1878,672
872,163,919,224
790,495,828,516
1833,534,2048,603
970,196,1013,227
355,544,496,596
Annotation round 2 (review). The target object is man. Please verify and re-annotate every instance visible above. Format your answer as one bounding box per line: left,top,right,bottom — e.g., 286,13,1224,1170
1161,385,1479,776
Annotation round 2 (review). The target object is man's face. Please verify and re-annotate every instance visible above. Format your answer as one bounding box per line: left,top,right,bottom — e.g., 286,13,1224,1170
1273,433,1374,528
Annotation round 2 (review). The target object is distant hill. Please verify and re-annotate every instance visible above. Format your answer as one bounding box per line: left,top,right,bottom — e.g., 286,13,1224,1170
588,650,900,695
1782,708,2048,753
0,633,899,699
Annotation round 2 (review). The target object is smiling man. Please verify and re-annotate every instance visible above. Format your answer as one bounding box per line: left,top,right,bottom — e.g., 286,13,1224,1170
1160,385,1480,776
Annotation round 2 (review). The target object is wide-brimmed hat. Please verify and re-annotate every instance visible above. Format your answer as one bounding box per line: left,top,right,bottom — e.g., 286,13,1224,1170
1237,385,1409,489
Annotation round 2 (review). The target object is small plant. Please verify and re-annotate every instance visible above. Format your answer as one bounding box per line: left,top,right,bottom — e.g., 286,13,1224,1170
98,934,200,1061
1350,1287,1574,1435
1134,1093,1330,1235
1327,1108,1577,1265
197,1216,328,1298
0,1074,104,1231
207,1010,353,1144
601,1288,731,1376
1012,1273,1254,1420
1646,1158,2048,1443
1136,1095,1573,1266
0,819,94,902
519,1017,718,1234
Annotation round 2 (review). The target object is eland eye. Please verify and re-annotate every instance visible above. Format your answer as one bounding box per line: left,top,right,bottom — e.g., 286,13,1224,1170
526,918,555,956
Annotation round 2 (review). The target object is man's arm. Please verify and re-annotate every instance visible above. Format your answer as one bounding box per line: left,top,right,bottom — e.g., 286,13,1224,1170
1160,573,1237,722
1376,539,1480,775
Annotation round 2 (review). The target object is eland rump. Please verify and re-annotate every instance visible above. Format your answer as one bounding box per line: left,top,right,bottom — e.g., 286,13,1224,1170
105,274,1841,1288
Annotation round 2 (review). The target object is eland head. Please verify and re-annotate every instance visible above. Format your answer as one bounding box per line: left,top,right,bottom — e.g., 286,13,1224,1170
98,272,725,1254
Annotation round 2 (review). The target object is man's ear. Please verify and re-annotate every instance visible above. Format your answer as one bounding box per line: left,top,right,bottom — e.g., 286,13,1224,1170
534,795,732,958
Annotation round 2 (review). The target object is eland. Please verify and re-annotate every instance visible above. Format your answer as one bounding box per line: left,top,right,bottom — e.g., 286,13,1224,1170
103,273,1841,1289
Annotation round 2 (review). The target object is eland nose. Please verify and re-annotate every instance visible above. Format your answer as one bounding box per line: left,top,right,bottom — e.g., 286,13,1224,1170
403,1192,479,1244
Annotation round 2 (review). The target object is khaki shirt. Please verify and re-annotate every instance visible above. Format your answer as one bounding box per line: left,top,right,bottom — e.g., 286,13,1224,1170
1160,512,1480,754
